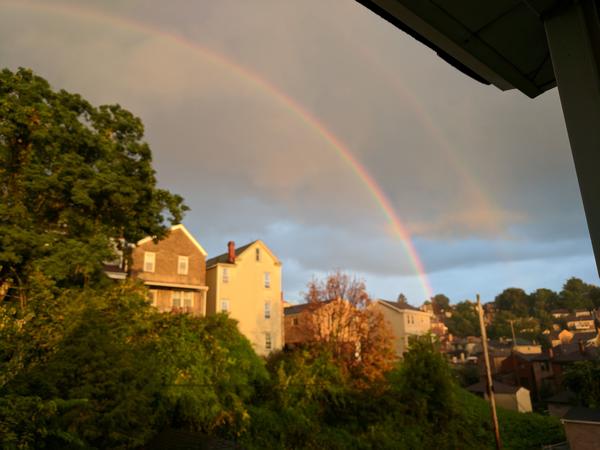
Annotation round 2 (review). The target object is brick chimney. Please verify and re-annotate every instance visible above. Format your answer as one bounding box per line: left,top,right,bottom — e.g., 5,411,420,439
227,241,236,263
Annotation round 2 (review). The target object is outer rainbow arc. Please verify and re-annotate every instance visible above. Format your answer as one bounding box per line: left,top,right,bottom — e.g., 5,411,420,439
3,0,434,300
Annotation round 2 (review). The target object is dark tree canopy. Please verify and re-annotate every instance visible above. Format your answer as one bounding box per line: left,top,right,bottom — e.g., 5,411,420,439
430,294,450,315
0,68,187,290
494,288,529,316
446,301,480,337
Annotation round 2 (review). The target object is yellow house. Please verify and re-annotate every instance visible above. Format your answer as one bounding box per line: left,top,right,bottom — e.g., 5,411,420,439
206,240,283,356
373,299,432,356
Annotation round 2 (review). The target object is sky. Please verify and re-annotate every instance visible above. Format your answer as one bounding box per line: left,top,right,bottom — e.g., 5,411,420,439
1,0,597,304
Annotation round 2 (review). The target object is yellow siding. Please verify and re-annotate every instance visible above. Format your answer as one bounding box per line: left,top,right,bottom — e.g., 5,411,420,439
206,241,283,356
373,301,432,356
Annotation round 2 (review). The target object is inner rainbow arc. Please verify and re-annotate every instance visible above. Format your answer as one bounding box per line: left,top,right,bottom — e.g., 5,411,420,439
5,0,435,300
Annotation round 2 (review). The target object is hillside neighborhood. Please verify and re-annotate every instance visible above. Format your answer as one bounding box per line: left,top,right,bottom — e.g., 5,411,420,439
103,223,600,449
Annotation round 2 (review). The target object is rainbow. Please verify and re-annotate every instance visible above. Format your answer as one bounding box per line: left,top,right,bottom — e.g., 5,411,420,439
2,0,434,299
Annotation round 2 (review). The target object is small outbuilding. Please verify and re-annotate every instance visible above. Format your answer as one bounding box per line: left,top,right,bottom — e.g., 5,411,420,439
466,380,532,413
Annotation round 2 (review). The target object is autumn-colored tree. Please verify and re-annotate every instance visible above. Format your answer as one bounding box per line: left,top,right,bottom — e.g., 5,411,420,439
300,271,396,386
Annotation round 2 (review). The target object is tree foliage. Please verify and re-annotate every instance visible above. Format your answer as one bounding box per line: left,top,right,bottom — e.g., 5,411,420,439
0,280,266,448
563,359,600,409
446,301,480,337
0,68,187,291
430,293,450,315
300,271,396,386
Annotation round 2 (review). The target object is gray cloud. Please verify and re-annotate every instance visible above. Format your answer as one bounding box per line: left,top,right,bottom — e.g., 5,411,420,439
0,0,596,302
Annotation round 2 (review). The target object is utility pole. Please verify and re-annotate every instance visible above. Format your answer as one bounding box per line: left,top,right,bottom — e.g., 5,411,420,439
509,319,517,347
477,294,502,450
508,319,520,387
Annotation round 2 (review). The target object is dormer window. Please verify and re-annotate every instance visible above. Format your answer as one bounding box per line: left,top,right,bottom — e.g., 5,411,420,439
144,252,155,272
178,256,189,275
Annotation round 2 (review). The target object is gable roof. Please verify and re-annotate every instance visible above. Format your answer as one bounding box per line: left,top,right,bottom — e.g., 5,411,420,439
467,380,523,395
136,224,207,256
377,299,421,313
206,240,280,268
284,300,335,316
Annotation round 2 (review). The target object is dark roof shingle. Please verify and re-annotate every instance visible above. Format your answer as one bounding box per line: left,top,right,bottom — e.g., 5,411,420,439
206,241,256,268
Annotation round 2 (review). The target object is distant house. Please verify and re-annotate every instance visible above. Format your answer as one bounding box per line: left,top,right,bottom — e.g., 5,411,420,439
283,299,360,351
550,329,598,348
205,240,283,356
373,299,432,356
567,314,596,331
562,407,600,450
447,336,482,363
496,351,554,401
552,309,570,319
283,302,313,347
130,224,209,316
466,380,532,413
551,344,600,387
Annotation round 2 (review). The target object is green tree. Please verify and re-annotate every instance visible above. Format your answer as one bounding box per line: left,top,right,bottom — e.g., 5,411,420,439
446,301,480,337
560,277,594,311
494,288,529,317
0,281,266,448
563,359,600,408
430,294,450,315
0,68,187,293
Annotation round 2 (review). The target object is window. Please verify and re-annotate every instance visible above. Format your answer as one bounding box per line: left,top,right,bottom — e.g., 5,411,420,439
265,332,272,350
177,256,189,275
148,289,158,307
264,272,271,288
256,248,260,261
221,299,230,313
172,291,182,308
292,318,299,326
183,291,193,308
144,252,155,272
222,268,229,283
264,302,271,319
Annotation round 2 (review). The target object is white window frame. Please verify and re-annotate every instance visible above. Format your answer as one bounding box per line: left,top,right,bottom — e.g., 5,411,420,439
264,301,271,319
265,332,272,350
177,256,189,275
221,299,230,313
149,289,158,307
172,291,182,309
222,268,229,283
183,291,193,308
264,272,271,288
144,252,156,273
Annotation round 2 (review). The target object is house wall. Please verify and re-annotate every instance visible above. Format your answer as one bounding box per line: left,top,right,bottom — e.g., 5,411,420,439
373,303,431,356
149,287,206,316
284,311,309,345
130,226,207,316
494,393,519,412
131,227,206,286
205,266,219,316
564,422,600,450
206,242,283,356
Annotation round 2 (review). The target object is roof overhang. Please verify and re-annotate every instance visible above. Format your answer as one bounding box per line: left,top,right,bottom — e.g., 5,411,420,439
354,0,562,98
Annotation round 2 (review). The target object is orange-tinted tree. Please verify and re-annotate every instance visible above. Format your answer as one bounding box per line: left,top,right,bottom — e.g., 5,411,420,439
300,271,396,386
